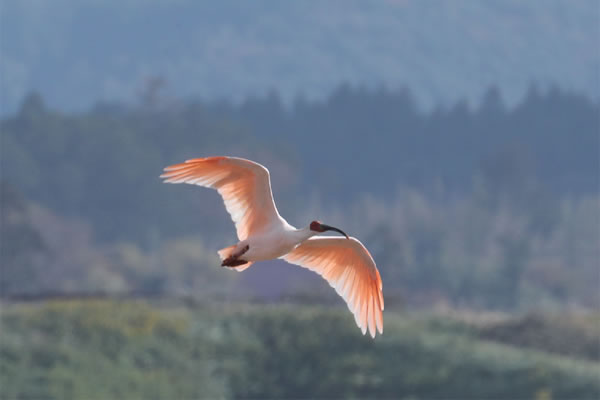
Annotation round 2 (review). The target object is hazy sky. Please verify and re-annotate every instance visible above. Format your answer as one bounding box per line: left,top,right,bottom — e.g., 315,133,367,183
1,0,598,114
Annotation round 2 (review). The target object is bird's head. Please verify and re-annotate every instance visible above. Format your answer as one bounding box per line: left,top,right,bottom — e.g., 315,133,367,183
309,220,350,239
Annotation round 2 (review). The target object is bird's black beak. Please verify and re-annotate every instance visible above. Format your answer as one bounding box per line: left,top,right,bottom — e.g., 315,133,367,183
320,224,350,239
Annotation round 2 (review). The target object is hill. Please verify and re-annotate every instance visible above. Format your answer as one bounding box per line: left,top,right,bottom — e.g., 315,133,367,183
2,0,598,114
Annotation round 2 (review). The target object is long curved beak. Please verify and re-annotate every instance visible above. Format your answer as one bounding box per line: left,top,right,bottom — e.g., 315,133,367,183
320,224,350,239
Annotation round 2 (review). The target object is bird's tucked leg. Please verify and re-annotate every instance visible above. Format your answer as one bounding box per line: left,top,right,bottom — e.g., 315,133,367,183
221,245,249,267
222,258,249,267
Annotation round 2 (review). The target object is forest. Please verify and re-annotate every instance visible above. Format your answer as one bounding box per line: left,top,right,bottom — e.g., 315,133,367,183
2,84,598,309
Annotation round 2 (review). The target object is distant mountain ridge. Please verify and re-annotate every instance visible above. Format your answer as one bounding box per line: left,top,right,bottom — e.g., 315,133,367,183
2,0,598,114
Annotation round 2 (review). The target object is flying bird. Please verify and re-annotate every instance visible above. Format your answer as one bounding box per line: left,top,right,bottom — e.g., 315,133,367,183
160,156,383,337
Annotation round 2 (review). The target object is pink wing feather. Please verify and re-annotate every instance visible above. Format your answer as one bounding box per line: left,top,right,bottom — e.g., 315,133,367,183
160,156,284,240
284,237,384,337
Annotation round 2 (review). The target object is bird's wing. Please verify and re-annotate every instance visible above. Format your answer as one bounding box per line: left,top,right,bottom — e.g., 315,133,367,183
160,156,284,240
283,237,384,337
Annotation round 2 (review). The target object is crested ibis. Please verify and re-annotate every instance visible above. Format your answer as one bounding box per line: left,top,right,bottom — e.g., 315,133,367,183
160,156,383,337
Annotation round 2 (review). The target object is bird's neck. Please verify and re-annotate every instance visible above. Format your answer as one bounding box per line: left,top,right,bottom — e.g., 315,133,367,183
290,227,317,245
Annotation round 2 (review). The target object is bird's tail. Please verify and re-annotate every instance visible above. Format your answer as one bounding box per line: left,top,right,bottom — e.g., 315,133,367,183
217,244,236,260
217,245,253,272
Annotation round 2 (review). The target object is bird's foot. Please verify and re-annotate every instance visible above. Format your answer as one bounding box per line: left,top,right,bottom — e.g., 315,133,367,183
221,258,249,267
221,245,249,267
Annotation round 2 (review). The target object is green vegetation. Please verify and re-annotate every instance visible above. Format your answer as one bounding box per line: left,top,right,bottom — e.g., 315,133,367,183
1,300,598,399
477,312,600,362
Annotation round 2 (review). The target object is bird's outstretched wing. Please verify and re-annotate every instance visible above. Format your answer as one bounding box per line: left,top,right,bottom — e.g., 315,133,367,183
283,237,384,337
160,156,284,240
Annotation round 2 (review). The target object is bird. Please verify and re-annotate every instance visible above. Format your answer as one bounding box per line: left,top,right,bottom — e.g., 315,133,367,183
160,156,383,337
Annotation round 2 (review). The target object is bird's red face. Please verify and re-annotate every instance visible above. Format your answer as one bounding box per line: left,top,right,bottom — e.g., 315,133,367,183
310,220,325,232
309,220,349,239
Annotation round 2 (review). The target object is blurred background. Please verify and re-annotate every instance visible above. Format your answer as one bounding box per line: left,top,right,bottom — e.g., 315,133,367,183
1,0,599,398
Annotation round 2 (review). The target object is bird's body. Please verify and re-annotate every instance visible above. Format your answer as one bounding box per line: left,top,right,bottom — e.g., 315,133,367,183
161,156,384,337
238,225,310,261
